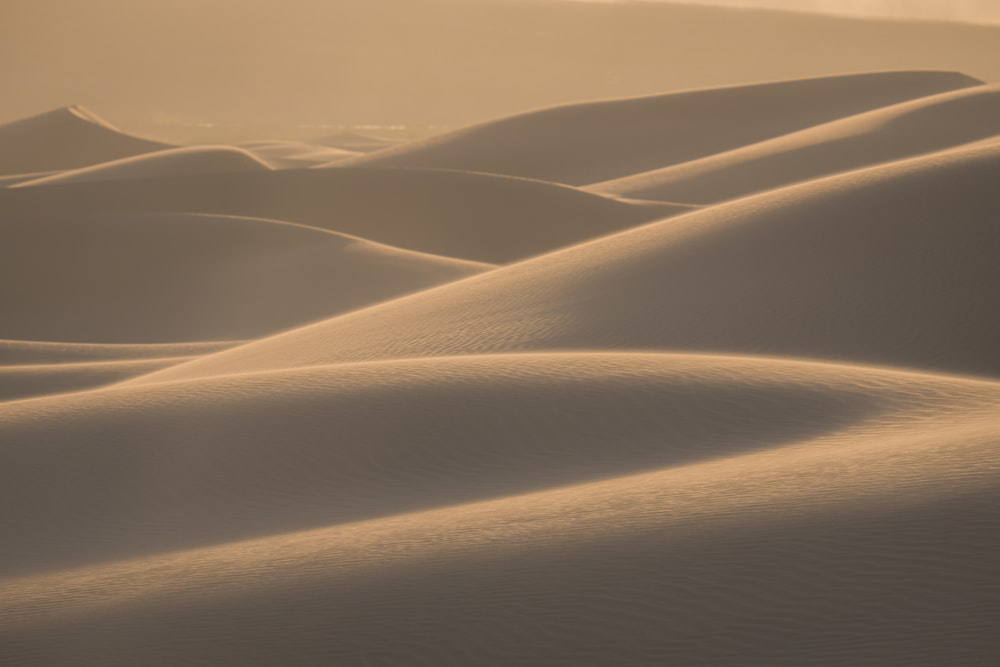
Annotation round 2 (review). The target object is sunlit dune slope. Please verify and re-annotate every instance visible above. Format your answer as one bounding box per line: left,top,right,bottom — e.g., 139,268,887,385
0,167,681,263
13,146,273,187
592,84,1000,203
237,141,360,168
0,352,995,575
0,106,167,175
1,353,997,665
135,142,1000,384
341,70,981,184
0,212,489,343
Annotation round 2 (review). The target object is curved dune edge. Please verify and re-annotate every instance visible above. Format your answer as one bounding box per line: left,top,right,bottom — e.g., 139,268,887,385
342,70,983,184
0,339,240,365
0,105,168,175
1,351,997,577
0,356,198,403
129,141,1000,385
0,211,491,343
13,145,274,187
0,167,679,263
591,84,1000,203
1,353,996,664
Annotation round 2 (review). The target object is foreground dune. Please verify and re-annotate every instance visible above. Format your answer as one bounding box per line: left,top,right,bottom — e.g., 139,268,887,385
1,353,996,665
0,212,489,342
342,71,981,184
592,84,1000,203
135,141,1000,385
0,167,681,263
0,106,167,175
13,145,273,187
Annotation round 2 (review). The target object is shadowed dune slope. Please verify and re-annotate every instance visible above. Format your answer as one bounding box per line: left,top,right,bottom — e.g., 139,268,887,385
0,212,489,343
341,71,982,184
13,146,273,187
0,106,168,175
0,352,996,576
136,142,1000,384
1,353,997,665
592,84,1000,203
0,167,680,263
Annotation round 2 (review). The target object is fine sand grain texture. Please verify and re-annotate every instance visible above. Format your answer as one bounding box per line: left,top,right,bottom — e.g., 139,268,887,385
2,62,999,665
136,141,1000,384
341,71,982,184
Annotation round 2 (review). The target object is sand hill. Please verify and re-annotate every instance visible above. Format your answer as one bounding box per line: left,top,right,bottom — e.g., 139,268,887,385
0,106,168,175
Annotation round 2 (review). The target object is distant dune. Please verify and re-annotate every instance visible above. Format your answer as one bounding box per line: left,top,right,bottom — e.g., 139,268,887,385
0,106,168,175
1,69,998,666
342,71,981,183
0,167,682,263
592,83,1000,203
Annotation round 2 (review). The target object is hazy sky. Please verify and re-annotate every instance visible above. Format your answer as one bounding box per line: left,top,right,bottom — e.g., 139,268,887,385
617,0,1000,25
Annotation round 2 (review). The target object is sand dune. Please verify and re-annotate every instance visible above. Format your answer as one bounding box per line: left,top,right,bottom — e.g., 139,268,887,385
0,106,167,175
13,145,273,187
0,212,489,343
0,167,680,263
341,71,981,184
592,84,1000,203
313,132,400,153
0,353,996,664
135,141,1000,384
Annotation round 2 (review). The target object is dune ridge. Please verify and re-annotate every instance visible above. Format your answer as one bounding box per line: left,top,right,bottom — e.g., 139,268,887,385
341,70,982,184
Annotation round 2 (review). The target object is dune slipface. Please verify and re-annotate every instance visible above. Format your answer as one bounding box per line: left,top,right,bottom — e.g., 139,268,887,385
341,70,982,184
0,106,167,175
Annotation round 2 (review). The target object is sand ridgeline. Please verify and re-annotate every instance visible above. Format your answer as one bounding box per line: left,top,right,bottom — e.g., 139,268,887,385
1,71,998,665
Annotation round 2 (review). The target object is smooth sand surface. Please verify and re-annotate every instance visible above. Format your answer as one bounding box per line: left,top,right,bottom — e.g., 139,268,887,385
0,211,489,343
341,71,982,184
2,71,998,665
0,106,167,175
592,83,1000,203
0,167,681,263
